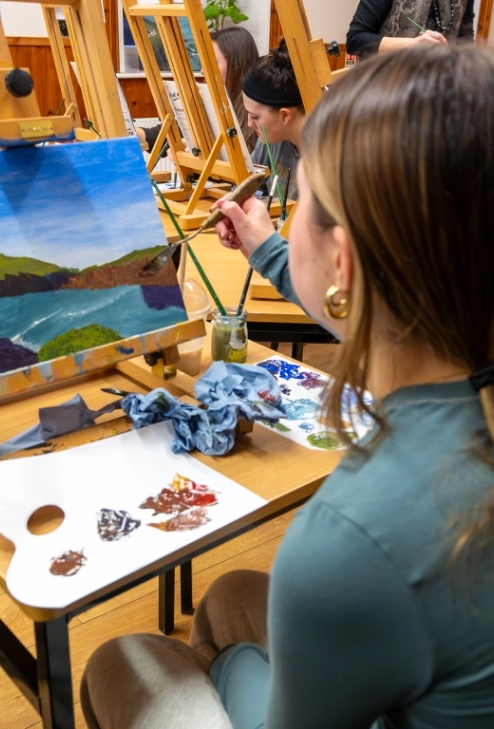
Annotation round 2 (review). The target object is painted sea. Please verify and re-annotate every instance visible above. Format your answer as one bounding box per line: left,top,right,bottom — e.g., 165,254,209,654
0,286,185,364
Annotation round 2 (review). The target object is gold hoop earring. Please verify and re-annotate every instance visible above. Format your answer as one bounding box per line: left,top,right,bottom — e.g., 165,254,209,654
324,285,350,319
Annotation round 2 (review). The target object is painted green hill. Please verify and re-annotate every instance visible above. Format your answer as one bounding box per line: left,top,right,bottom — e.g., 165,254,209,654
81,245,166,272
0,253,71,280
0,245,167,279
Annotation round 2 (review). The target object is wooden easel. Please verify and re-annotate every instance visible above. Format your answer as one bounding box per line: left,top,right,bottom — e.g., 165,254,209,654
272,0,347,238
122,0,270,229
0,0,127,144
0,19,75,144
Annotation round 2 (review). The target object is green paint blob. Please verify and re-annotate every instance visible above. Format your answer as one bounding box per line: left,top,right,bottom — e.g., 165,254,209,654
307,431,342,450
273,421,291,433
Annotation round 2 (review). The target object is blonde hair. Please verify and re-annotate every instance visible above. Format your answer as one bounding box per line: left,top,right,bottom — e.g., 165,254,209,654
301,45,494,554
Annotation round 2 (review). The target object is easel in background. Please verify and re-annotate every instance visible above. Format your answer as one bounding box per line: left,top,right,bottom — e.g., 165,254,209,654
0,19,75,144
122,0,273,230
1,0,127,144
272,0,347,238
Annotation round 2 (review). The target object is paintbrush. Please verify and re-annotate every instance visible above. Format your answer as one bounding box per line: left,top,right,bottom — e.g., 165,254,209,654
261,126,285,210
406,16,426,32
84,118,101,138
149,180,228,316
139,173,265,276
236,175,279,317
55,98,65,116
282,167,291,217
101,387,131,397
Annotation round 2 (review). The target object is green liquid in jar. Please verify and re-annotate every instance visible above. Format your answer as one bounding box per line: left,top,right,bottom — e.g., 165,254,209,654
211,322,248,363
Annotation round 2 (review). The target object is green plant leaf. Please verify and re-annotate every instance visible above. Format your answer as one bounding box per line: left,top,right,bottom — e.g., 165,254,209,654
226,7,246,22
204,4,220,19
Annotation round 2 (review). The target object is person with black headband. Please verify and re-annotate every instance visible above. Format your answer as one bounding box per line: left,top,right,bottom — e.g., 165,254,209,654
347,0,474,58
244,39,305,201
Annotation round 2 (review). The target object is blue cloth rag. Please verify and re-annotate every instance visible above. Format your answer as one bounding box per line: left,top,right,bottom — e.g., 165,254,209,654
121,361,286,455
0,363,286,458
0,394,121,457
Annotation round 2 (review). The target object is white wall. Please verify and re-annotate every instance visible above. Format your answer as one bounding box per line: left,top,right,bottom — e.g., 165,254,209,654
0,2,48,36
304,0,357,44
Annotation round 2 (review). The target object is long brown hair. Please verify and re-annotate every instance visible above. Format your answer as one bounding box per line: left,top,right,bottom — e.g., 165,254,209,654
210,26,259,152
302,46,494,553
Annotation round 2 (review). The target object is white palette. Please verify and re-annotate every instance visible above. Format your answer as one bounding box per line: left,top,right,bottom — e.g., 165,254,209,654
0,422,266,609
255,356,372,451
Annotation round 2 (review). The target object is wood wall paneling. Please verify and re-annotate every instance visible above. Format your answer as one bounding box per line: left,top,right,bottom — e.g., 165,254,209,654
477,0,493,41
7,37,87,120
119,77,158,119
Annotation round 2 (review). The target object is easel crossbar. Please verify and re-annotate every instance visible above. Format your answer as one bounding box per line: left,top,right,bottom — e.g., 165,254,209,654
128,4,187,16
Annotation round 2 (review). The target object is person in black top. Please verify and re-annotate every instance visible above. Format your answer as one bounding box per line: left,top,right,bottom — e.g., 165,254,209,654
347,0,474,57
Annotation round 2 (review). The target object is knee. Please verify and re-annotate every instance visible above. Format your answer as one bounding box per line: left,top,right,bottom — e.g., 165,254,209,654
203,570,269,609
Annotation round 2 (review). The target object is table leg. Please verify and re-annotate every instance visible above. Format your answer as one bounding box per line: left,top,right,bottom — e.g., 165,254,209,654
180,561,194,615
159,569,176,634
35,616,75,729
0,619,38,711
291,343,304,361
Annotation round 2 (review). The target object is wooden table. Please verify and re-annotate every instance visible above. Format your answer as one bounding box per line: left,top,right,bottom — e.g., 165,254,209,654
0,332,341,729
162,216,338,359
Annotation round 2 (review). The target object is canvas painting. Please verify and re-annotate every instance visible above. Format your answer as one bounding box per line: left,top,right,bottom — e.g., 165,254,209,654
0,421,267,610
0,138,187,396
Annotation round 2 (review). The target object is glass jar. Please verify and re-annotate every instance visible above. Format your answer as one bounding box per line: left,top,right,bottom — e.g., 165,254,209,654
211,307,248,363
177,277,211,376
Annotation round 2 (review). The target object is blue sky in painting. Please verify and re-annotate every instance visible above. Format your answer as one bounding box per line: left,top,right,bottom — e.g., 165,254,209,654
0,138,168,270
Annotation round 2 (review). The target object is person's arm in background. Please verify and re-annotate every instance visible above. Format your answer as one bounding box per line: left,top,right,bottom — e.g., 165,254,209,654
347,0,446,56
135,123,162,153
457,0,475,41
347,0,392,55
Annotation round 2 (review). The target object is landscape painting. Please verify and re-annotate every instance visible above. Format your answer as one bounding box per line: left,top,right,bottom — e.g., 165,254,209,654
0,138,187,396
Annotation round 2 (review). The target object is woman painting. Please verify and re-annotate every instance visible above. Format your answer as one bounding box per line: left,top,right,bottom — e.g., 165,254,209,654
82,45,494,729
246,39,305,201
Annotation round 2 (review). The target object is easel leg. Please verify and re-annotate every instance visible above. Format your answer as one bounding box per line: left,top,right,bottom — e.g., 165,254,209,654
35,616,74,729
180,561,194,615
159,570,176,634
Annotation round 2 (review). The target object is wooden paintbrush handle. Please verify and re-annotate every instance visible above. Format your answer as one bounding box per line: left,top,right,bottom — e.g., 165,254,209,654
201,172,266,230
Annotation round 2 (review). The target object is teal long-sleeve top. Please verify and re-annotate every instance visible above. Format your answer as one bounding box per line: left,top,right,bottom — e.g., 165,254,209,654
210,379,494,728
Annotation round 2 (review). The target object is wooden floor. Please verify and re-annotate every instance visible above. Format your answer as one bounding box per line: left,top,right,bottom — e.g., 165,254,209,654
1,343,338,729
